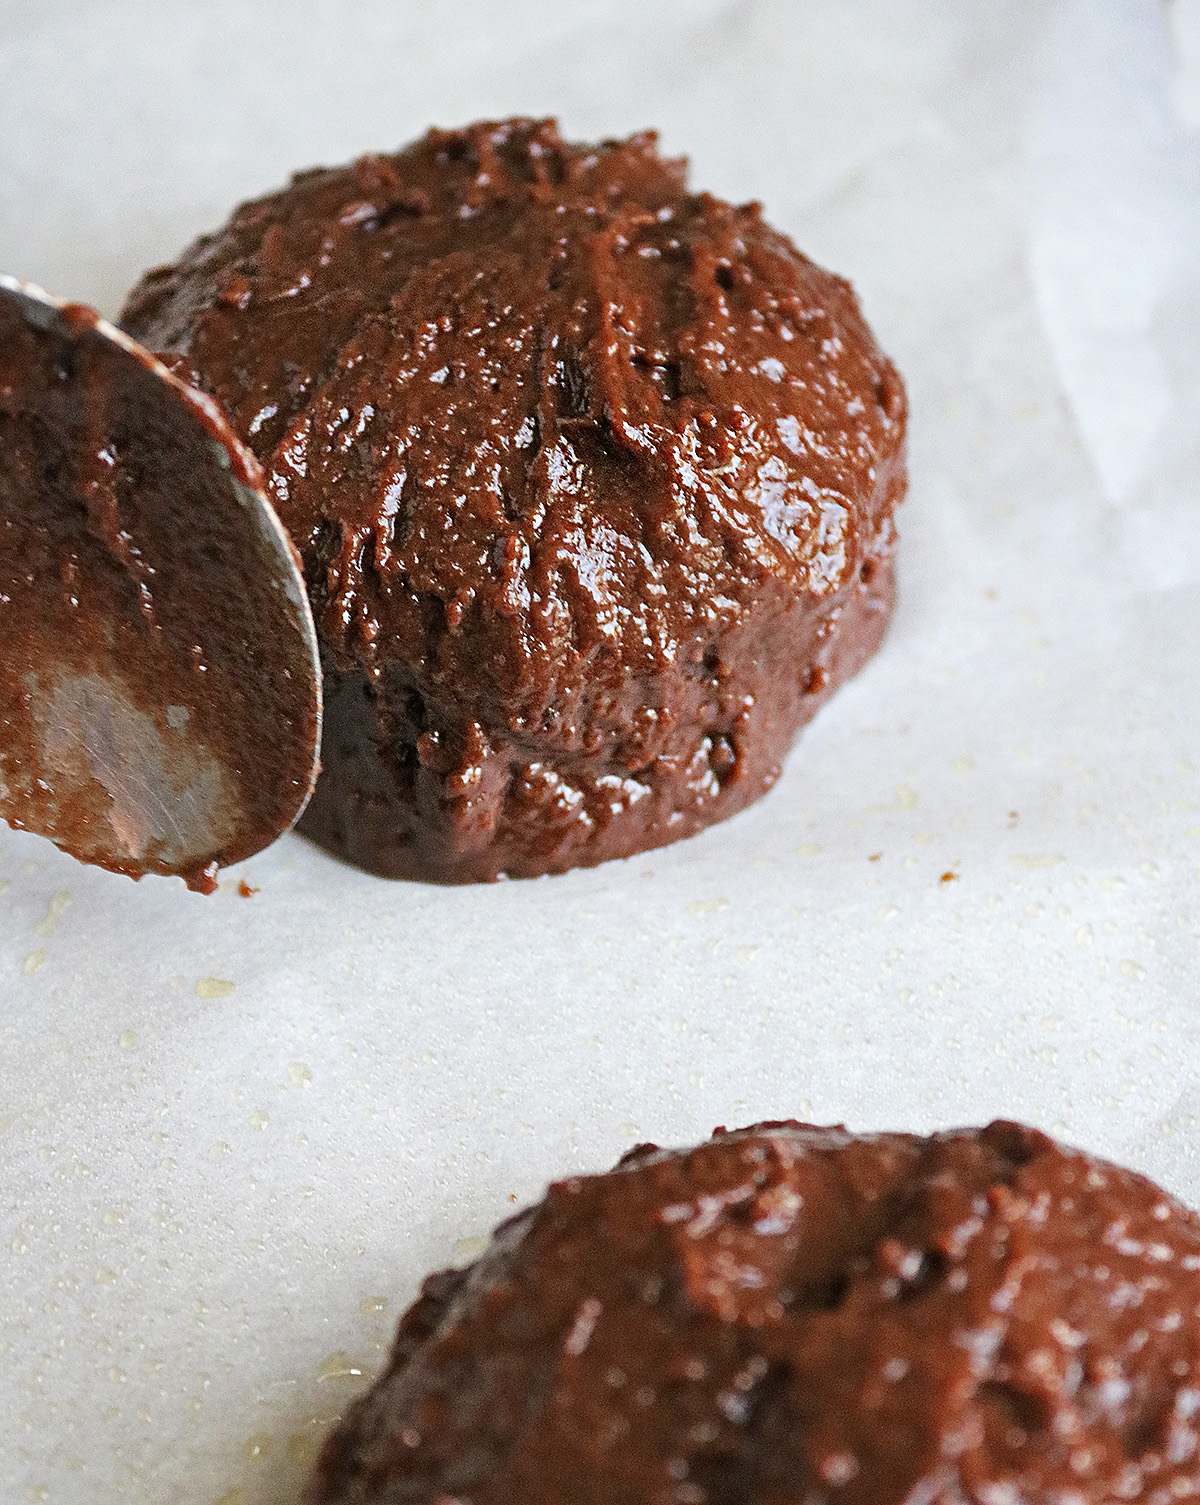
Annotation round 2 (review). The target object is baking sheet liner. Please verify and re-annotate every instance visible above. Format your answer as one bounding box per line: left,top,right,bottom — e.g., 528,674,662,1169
2,2,1199,1500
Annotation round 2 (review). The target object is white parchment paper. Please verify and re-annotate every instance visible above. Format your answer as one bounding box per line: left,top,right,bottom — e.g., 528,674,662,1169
2,2,1199,1501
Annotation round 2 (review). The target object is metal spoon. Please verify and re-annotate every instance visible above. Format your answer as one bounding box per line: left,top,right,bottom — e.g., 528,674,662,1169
0,275,321,891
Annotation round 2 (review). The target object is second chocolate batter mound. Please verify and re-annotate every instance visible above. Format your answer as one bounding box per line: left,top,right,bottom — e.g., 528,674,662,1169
310,1121,1200,1505
123,119,906,881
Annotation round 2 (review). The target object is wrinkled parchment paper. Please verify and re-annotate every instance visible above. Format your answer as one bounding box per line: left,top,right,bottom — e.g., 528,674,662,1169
2,2,1199,1500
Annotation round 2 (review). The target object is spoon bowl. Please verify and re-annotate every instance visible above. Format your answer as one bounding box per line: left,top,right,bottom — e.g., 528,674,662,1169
0,276,322,890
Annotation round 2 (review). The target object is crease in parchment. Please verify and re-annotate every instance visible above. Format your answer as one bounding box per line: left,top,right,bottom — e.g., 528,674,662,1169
1026,0,1200,507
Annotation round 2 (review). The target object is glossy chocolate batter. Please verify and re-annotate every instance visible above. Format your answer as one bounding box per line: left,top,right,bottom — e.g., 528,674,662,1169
123,119,906,881
310,1120,1200,1505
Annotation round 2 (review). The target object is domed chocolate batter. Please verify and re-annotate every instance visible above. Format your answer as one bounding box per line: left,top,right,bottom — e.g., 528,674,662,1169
309,1121,1200,1505
123,120,906,881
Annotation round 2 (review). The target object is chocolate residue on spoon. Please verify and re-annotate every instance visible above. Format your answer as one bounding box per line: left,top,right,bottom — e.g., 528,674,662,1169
0,276,321,891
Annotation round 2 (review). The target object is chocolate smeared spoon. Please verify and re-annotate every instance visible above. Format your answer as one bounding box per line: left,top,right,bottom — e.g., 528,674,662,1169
0,276,321,891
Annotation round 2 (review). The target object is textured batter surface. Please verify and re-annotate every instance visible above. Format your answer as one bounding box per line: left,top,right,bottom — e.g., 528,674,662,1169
309,1120,1200,1505
123,119,906,881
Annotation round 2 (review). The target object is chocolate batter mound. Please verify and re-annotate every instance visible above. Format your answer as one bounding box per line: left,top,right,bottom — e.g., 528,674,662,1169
123,119,906,881
310,1121,1200,1505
